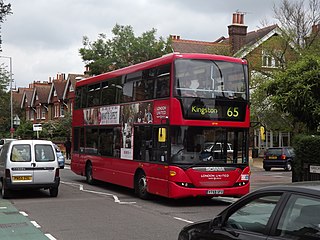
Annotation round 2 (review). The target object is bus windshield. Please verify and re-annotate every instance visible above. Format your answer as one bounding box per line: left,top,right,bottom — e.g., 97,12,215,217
170,126,248,165
174,59,247,100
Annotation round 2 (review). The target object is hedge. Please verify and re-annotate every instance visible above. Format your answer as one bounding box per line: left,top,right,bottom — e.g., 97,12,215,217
292,134,320,182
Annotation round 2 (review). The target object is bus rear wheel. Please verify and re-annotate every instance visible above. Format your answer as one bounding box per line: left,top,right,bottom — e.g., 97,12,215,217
135,172,149,200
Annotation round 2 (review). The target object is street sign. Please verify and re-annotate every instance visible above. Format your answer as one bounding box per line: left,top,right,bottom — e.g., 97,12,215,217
33,124,42,131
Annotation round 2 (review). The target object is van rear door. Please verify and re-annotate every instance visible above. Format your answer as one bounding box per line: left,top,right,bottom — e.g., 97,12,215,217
33,143,57,184
10,143,34,184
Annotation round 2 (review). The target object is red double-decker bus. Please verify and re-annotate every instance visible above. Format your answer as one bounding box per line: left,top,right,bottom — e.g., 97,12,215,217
71,53,250,199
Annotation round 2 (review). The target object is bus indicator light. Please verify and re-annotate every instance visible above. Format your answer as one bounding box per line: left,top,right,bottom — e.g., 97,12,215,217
170,170,177,177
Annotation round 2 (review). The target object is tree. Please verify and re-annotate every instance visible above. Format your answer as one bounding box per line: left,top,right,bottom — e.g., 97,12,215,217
79,24,172,75
0,0,12,50
273,0,320,50
267,55,320,133
250,0,320,134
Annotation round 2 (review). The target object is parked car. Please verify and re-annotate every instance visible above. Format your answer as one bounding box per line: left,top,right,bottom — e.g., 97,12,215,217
0,140,60,198
54,144,65,169
178,181,320,240
0,138,16,150
263,147,295,171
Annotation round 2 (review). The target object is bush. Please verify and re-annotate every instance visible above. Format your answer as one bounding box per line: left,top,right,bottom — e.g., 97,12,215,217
292,134,320,182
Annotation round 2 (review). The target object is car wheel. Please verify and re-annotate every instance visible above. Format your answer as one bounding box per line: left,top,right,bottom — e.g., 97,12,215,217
1,179,10,199
49,187,58,197
135,172,150,199
264,167,271,171
86,162,95,185
285,161,292,171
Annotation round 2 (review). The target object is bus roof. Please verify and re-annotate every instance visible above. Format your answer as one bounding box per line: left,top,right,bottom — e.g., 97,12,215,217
76,53,247,87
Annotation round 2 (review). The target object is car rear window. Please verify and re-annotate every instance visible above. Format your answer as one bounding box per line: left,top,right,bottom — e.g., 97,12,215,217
11,144,31,162
35,144,55,162
267,148,282,155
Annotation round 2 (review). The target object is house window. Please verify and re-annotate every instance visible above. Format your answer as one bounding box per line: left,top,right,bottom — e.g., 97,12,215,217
26,110,30,120
262,50,281,68
36,107,41,119
54,104,59,118
30,110,34,120
41,107,46,119
70,102,73,115
60,104,65,117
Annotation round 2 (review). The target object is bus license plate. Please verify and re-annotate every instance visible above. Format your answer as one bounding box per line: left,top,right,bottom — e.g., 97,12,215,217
12,176,32,181
207,190,224,195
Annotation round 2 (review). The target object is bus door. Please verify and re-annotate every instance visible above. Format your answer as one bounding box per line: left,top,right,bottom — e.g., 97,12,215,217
145,126,169,196
71,127,85,174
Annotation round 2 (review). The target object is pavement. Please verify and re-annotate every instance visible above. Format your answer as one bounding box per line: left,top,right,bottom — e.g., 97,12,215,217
0,200,49,240
0,157,263,239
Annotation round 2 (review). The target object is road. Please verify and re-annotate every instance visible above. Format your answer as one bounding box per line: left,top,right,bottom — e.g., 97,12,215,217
2,164,292,240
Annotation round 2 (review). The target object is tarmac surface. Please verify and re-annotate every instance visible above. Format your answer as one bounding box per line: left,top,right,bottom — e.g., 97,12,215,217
0,158,264,239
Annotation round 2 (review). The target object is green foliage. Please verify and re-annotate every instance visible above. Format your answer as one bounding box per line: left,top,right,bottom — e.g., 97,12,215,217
292,134,320,182
79,24,173,75
15,121,34,139
0,0,12,51
267,55,320,133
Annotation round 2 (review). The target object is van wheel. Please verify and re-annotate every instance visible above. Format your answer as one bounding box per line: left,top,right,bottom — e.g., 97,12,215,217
49,187,58,197
264,167,271,171
285,162,292,171
86,163,95,185
135,172,149,200
1,179,10,199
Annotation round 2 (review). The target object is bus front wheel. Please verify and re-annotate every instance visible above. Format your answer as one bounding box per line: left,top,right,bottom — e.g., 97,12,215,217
135,172,149,200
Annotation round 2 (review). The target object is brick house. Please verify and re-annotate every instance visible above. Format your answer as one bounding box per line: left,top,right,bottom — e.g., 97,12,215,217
18,73,84,127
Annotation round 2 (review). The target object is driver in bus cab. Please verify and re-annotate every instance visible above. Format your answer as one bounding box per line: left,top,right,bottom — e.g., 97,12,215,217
182,77,198,97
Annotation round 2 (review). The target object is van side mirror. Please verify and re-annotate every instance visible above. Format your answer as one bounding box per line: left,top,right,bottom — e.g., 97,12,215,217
158,128,166,143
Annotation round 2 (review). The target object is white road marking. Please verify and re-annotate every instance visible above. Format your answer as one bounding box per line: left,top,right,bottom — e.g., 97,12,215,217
61,181,136,205
174,217,194,224
45,234,57,240
0,207,7,209
31,220,41,228
19,211,28,216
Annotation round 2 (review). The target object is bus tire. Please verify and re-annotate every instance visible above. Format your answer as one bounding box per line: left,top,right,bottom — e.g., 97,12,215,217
85,162,95,185
135,171,149,200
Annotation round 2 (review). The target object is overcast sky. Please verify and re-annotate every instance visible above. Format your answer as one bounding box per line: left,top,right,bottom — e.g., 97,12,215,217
1,0,289,87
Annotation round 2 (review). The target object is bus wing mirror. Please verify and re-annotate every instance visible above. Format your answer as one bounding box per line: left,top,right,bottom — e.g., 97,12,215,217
158,128,166,143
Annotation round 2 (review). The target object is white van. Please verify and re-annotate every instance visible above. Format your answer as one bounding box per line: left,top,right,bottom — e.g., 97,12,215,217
0,140,60,198
0,138,16,150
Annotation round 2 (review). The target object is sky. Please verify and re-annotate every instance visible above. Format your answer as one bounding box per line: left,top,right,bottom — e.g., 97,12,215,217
1,0,287,88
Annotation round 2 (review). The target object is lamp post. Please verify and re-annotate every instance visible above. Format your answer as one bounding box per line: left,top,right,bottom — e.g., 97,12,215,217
0,56,13,137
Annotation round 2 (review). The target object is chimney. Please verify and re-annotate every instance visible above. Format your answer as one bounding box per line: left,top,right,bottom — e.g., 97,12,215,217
312,24,320,34
228,12,248,54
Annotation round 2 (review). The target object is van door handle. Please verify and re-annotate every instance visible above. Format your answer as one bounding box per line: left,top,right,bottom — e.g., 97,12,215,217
31,163,36,167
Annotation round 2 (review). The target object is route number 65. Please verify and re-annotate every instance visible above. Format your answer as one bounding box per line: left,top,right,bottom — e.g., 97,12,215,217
227,107,239,118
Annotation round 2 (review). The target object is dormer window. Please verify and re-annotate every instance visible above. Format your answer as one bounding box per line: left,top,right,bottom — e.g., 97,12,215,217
262,50,281,68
